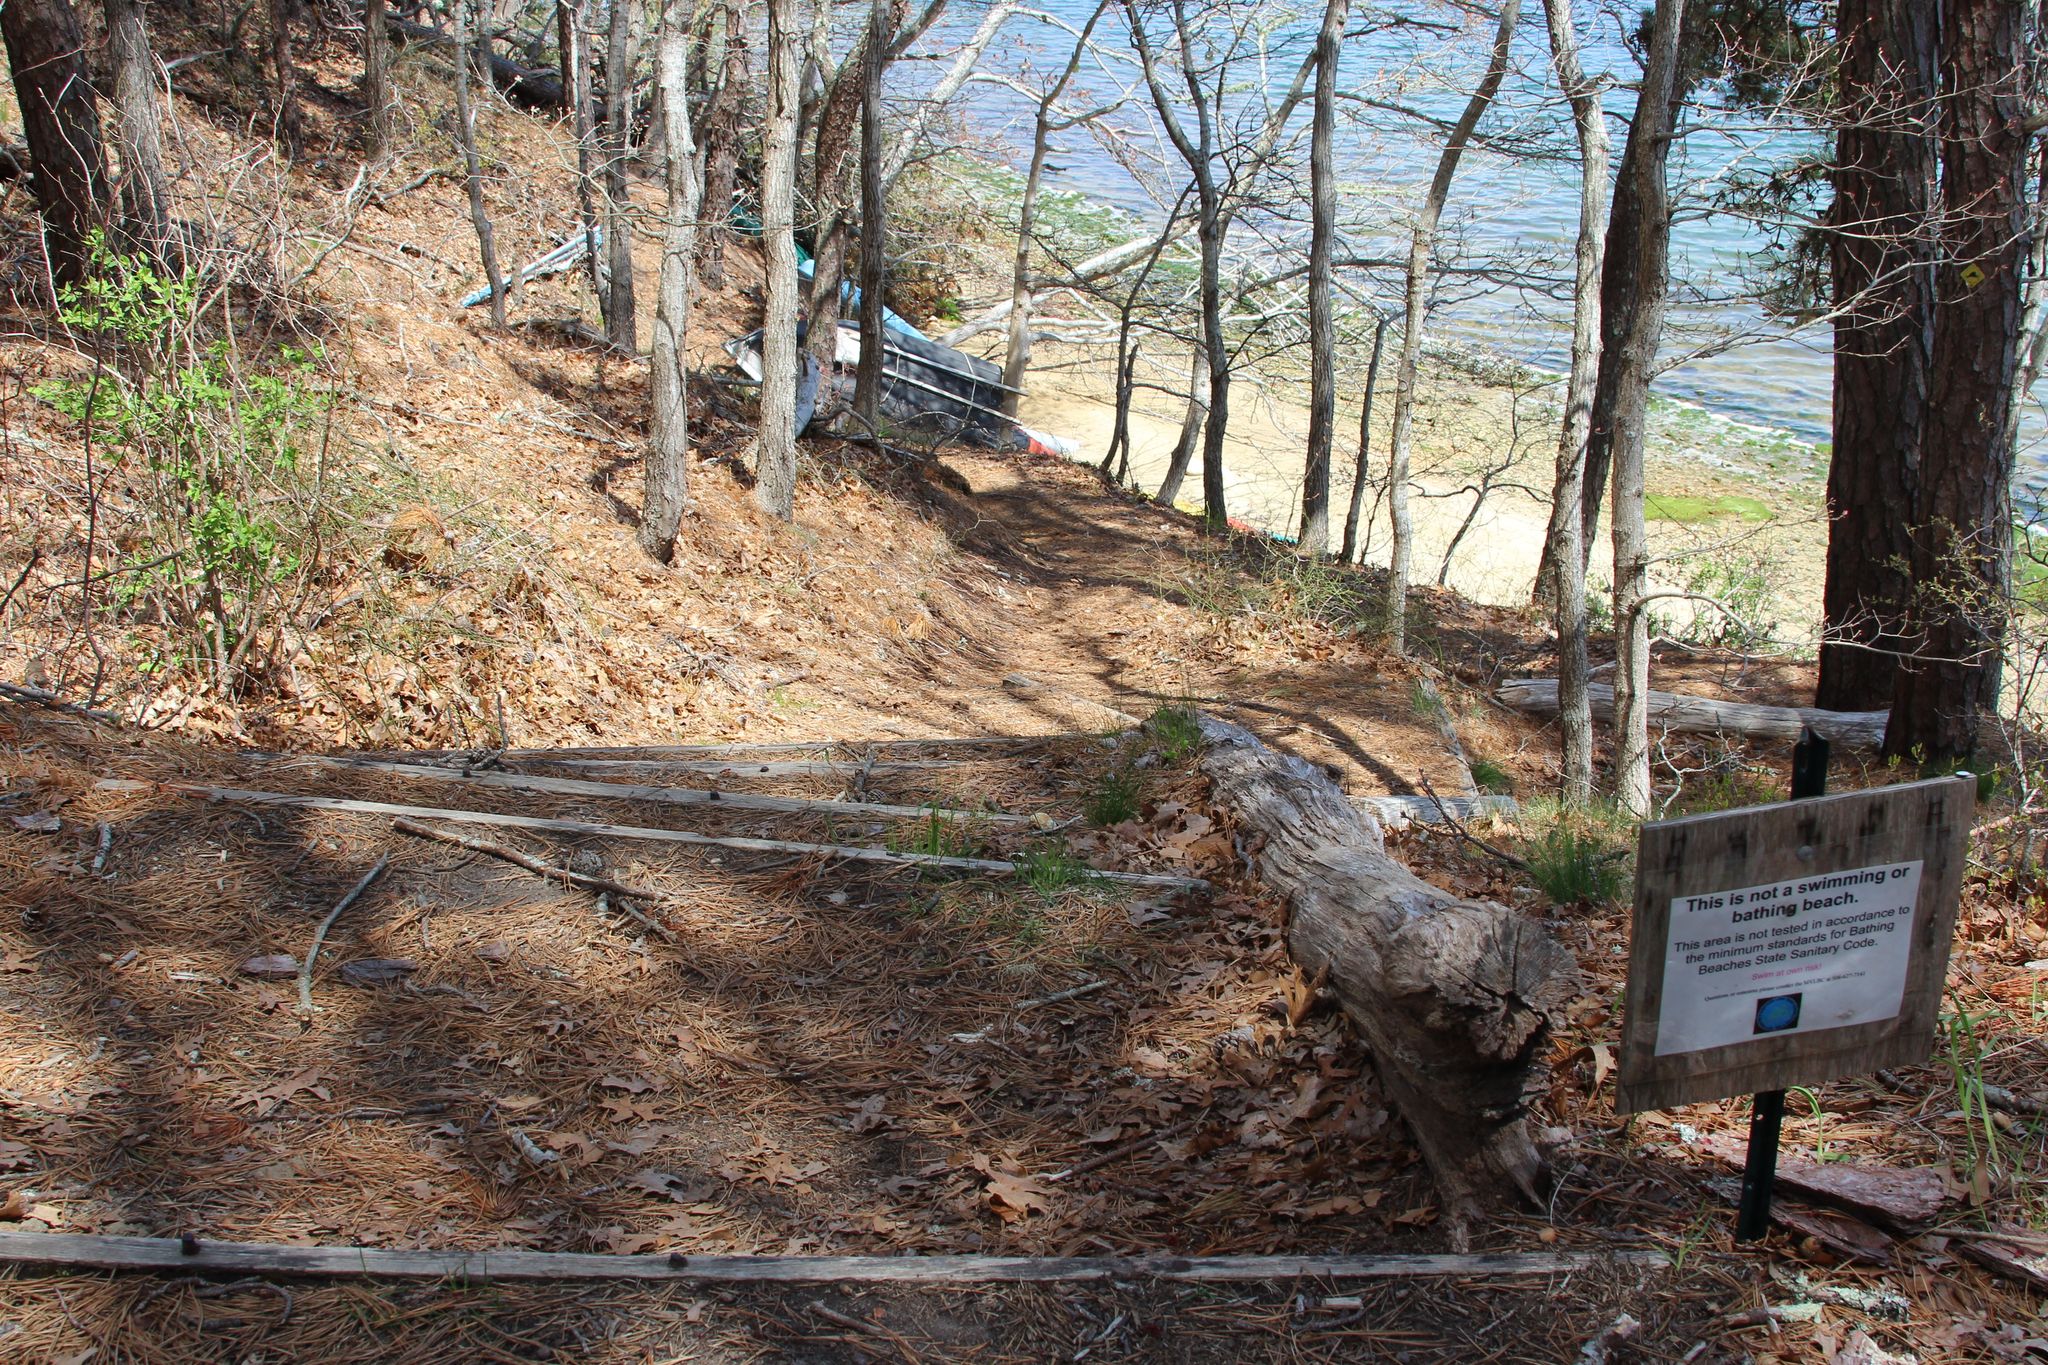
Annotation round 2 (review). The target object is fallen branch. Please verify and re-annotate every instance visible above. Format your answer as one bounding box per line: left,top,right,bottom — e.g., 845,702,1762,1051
1194,715,1575,1246
298,857,391,1015
266,754,1024,825
0,1231,1653,1282
347,734,1099,763
1420,777,1528,870
391,818,676,942
1355,793,1519,828
153,783,1207,891
0,680,121,724
1496,679,1887,749
508,757,968,777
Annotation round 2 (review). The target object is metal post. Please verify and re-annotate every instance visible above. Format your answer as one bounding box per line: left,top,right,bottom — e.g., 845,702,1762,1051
1734,726,1828,1243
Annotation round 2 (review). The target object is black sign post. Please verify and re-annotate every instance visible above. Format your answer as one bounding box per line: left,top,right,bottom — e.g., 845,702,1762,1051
1733,727,1829,1243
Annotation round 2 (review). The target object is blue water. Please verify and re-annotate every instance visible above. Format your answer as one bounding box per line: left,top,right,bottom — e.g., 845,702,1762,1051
917,0,1931,451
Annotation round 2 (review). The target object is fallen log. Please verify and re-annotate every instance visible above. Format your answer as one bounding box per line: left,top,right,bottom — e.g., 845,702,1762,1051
261,753,1026,824
1194,715,1575,1245
382,12,566,110
0,1231,1654,1283
145,782,1208,891
1496,679,1888,749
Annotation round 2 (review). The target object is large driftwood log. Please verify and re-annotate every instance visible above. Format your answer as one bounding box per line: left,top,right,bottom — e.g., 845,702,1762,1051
1497,678,1888,749
1195,715,1575,1244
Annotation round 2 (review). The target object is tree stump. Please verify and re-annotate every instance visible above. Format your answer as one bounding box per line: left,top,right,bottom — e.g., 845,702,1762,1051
1194,714,1576,1243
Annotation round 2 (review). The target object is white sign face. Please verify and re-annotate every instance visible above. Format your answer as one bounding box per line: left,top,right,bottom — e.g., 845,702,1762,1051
1653,860,1923,1057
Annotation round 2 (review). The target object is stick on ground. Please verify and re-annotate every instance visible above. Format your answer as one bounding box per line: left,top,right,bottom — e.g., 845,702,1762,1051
391,817,677,942
297,856,391,1014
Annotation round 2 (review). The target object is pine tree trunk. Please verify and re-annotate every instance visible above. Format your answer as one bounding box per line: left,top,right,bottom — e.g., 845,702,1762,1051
641,0,699,562
1817,0,1937,711
364,0,394,156
1383,0,1520,655
105,0,171,259
1339,316,1386,564
1605,0,1685,817
601,0,638,352
1298,0,1348,555
454,0,507,329
1536,0,1607,804
0,0,108,288
1885,0,2028,763
851,0,890,428
694,0,744,289
754,0,802,520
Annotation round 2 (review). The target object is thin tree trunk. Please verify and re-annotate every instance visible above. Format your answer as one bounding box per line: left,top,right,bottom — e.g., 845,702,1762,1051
1155,344,1206,508
1002,3,1105,418
0,0,108,288
1384,0,1521,654
105,0,171,259
269,0,303,157
694,0,744,289
755,0,802,520
851,0,890,428
641,0,699,562
1816,0,1938,711
1536,0,1607,805
602,0,639,351
1885,0,2029,763
1103,340,1140,482
1605,0,1685,817
559,0,606,319
1339,316,1386,564
364,0,394,156
454,0,507,328
1298,0,1349,555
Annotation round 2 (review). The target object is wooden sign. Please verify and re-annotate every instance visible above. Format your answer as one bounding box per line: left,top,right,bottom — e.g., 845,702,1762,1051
1617,775,1973,1114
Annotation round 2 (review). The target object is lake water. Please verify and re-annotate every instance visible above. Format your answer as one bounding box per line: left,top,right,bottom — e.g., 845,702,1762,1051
928,0,2040,463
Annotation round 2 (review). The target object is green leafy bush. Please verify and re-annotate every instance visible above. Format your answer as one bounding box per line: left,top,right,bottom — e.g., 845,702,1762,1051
35,236,332,693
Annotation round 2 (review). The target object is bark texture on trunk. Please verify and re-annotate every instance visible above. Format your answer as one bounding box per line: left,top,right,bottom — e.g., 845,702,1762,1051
0,0,108,288
1885,0,2028,762
364,0,394,155
1339,316,1386,564
1195,714,1574,1246
601,0,638,351
1535,0,1607,804
105,0,171,257
1154,344,1206,508
557,0,606,319
454,0,506,328
851,0,890,428
641,1,699,562
754,0,802,520
1383,0,1520,654
1602,0,1685,817
1818,0,1938,712
694,0,745,289
1298,0,1349,555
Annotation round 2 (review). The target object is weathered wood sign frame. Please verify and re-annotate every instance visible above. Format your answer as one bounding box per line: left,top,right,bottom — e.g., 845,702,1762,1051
1618,775,1973,1113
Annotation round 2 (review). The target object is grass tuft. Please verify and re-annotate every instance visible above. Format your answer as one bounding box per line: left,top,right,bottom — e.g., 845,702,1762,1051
1148,705,1203,763
1012,844,1101,901
1085,765,1145,826
1518,799,1634,908
1469,756,1514,795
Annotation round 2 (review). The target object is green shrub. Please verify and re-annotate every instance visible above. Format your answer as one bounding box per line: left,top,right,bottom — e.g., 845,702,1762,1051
34,235,332,694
